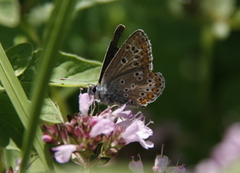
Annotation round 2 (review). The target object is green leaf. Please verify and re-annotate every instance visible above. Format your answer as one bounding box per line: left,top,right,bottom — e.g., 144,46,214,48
0,92,61,149
0,0,20,27
0,93,24,148
41,97,63,123
20,0,78,171
22,51,101,87
0,43,32,92
5,43,33,77
0,43,53,171
5,138,21,151
21,83,62,123
4,139,21,170
75,0,117,11
50,52,101,87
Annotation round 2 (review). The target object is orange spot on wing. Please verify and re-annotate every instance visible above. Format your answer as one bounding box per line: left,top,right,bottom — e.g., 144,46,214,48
147,93,154,99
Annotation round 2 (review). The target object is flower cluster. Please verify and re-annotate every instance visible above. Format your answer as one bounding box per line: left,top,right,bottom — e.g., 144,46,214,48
194,123,240,173
42,92,154,166
129,154,186,173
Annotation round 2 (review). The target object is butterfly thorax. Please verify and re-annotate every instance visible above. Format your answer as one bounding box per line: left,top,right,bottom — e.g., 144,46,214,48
89,84,129,106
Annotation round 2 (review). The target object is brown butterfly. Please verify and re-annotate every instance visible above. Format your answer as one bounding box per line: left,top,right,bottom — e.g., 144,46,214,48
89,25,165,108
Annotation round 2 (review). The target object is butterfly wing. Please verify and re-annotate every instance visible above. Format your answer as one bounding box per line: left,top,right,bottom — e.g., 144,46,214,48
100,29,165,107
98,24,125,84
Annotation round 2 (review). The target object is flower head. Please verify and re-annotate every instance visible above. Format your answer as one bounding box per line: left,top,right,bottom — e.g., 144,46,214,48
43,92,155,166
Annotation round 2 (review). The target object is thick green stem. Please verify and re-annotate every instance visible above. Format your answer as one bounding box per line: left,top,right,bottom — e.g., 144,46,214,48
19,0,77,172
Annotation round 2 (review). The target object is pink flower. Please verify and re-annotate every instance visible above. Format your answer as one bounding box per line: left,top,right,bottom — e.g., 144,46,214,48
42,133,55,143
112,104,133,118
129,156,144,173
212,123,240,166
152,155,169,173
90,118,115,137
79,92,94,116
194,159,220,173
194,123,240,173
166,164,186,173
44,92,156,166
129,154,186,173
52,144,78,163
121,119,154,149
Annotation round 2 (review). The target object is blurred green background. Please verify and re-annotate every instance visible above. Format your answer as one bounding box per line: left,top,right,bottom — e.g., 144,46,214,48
1,0,240,169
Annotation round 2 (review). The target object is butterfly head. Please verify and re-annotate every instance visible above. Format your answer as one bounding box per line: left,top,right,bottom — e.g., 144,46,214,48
88,85,100,102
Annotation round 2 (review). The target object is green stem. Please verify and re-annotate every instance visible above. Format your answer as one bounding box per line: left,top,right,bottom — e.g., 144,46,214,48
84,167,90,173
0,43,53,172
19,0,77,172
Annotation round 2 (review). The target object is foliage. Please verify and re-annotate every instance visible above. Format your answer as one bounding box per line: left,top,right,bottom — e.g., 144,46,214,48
0,0,240,172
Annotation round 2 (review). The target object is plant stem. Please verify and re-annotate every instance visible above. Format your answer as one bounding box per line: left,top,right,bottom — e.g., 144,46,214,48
19,0,77,172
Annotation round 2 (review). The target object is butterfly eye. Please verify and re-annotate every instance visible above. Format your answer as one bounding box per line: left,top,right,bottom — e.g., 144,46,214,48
92,86,96,93
89,86,97,95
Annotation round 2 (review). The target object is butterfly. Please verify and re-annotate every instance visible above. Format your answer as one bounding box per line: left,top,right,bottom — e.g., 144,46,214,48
89,24,165,108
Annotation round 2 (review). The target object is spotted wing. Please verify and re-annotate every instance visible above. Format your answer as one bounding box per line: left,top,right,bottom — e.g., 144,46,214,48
98,24,125,84
101,30,165,107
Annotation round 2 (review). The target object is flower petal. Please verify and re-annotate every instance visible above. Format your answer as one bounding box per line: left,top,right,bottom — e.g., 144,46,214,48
79,93,94,116
153,155,169,172
112,104,133,118
90,118,115,137
52,144,77,163
129,160,144,173
121,119,154,149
